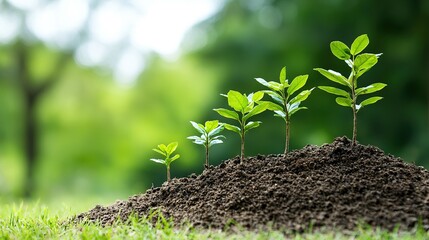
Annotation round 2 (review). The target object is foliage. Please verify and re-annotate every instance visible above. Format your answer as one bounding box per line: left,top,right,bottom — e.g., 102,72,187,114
150,142,180,182
314,34,386,145
255,66,313,154
214,90,270,163
188,120,225,168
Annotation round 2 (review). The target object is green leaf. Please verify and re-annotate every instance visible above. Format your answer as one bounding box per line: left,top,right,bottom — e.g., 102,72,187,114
150,158,165,164
318,86,350,98
289,106,307,116
208,139,223,147
287,75,308,96
274,110,286,118
267,81,283,91
289,88,314,104
252,91,264,102
356,83,387,95
279,66,286,85
212,135,226,140
350,34,369,55
223,123,241,135
157,144,167,153
170,154,180,163
314,68,350,87
214,108,239,120
330,41,351,60
204,120,219,133
260,101,283,111
243,103,268,122
188,136,205,145
244,121,261,132
166,142,178,154
187,136,201,140
227,90,248,112
359,96,383,108
264,90,284,105
287,102,300,112
208,125,224,137
190,121,205,135
354,54,378,78
335,97,352,107
152,148,166,156
192,139,206,145
255,78,269,88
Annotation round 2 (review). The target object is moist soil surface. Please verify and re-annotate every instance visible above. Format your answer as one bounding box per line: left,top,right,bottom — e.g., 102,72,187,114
75,137,429,232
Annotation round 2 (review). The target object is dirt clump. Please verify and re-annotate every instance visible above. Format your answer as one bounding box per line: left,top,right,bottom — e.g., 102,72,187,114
75,137,429,231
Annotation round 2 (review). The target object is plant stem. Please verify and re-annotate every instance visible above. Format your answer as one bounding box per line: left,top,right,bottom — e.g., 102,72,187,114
167,165,171,182
283,93,290,155
351,75,357,146
352,103,357,145
284,119,290,155
240,129,245,163
205,145,209,168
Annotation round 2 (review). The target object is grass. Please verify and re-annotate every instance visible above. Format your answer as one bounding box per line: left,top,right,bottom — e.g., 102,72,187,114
0,202,428,239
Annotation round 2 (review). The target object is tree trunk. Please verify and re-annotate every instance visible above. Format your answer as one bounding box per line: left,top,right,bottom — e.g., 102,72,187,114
15,41,38,198
23,93,38,198
14,41,68,198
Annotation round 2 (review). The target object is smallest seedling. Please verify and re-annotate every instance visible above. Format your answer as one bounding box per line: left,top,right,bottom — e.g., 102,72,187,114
187,120,225,168
150,142,180,182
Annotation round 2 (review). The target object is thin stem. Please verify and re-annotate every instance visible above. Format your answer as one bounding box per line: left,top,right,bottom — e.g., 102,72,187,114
240,130,245,163
167,165,171,182
205,144,209,168
352,101,357,145
239,115,245,164
284,119,290,155
283,91,290,155
351,62,357,146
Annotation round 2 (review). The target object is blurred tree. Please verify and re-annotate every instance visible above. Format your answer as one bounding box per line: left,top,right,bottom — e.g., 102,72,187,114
13,41,70,198
0,0,222,200
0,0,100,198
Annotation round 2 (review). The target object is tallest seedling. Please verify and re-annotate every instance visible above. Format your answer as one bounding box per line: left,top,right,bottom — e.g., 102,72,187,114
314,34,386,145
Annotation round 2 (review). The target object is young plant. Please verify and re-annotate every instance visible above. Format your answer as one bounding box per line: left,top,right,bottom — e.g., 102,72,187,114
150,142,180,182
187,120,225,168
314,34,386,145
255,67,313,155
214,90,269,163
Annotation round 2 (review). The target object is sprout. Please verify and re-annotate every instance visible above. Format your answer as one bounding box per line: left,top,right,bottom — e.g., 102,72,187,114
314,34,386,145
214,90,270,163
255,66,313,154
188,120,225,168
150,142,180,182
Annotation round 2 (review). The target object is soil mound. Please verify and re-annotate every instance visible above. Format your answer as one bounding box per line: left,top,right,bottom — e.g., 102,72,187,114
75,137,429,231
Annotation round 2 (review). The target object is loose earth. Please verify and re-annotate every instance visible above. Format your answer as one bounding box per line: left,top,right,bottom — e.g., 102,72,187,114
75,137,429,231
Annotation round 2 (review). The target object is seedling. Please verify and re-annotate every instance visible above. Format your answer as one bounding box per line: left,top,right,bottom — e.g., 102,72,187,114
314,34,386,145
255,66,313,154
150,142,180,182
214,90,269,163
187,120,225,168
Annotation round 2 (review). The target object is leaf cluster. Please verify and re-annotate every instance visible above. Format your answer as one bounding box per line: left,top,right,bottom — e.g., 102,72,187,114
150,142,180,167
255,66,313,120
314,34,386,111
214,90,269,136
187,120,225,147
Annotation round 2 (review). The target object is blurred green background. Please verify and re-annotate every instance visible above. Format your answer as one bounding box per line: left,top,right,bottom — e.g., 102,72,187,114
0,0,428,208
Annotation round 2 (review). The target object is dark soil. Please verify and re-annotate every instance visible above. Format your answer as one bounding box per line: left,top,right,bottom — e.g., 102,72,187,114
75,137,429,232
